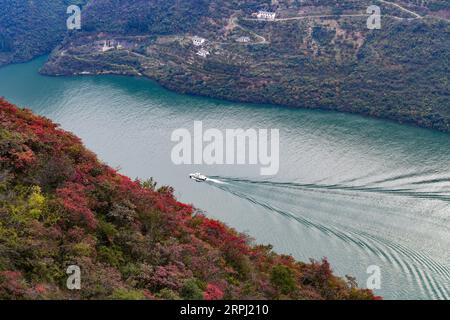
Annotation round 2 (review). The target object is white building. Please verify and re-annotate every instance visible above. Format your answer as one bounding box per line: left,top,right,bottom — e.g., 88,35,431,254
101,40,114,52
192,36,206,46
196,48,210,58
236,36,251,43
100,40,124,52
256,11,276,21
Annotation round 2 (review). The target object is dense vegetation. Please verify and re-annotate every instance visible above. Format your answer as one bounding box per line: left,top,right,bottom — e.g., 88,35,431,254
0,99,377,300
0,0,88,66
1,0,449,131
38,0,449,132
81,0,211,34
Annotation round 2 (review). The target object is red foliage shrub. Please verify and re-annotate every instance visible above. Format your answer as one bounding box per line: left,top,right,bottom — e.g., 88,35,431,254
199,218,249,255
57,182,97,229
0,271,27,299
149,265,191,291
12,149,35,169
204,283,224,300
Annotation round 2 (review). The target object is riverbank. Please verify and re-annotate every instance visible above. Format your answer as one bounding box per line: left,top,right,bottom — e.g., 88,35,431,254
0,98,379,300
1,56,450,299
40,14,450,133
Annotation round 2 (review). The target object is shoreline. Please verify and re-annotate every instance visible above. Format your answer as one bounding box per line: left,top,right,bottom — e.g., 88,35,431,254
40,63,450,135
1,54,448,135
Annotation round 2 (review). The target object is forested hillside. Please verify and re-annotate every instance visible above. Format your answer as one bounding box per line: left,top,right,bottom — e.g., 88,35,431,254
1,1,449,131
0,99,377,300
0,1,84,66
40,0,449,132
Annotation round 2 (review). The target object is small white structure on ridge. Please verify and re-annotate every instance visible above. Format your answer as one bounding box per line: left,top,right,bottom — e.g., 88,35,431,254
101,40,114,52
192,36,206,46
196,48,210,58
100,40,124,52
256,11,276,21
236,36,251,43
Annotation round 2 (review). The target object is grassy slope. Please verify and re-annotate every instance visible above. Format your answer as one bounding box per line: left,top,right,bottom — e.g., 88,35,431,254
0,99,377,300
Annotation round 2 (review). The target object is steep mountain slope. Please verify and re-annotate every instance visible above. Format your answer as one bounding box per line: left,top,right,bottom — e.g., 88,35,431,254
0,0,88,67
0,99,377,300
40,0,449,132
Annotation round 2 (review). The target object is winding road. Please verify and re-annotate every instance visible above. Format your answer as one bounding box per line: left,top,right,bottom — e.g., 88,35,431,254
378,0,422,19
219,1,425,47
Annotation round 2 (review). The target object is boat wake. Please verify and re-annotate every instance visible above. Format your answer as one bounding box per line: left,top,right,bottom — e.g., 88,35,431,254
207,175,450,300
206,178,227,184
209,176,450,203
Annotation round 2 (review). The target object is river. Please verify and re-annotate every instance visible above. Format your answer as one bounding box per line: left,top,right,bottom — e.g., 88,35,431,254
1,56,449,300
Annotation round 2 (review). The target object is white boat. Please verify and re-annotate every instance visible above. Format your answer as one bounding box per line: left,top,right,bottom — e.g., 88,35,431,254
189,173,208,182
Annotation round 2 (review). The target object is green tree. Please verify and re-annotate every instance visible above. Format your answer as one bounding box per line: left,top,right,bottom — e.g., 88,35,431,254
270,265,297,295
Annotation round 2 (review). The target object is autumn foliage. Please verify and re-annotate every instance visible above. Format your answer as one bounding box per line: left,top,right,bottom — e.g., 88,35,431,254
0,98,378,300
